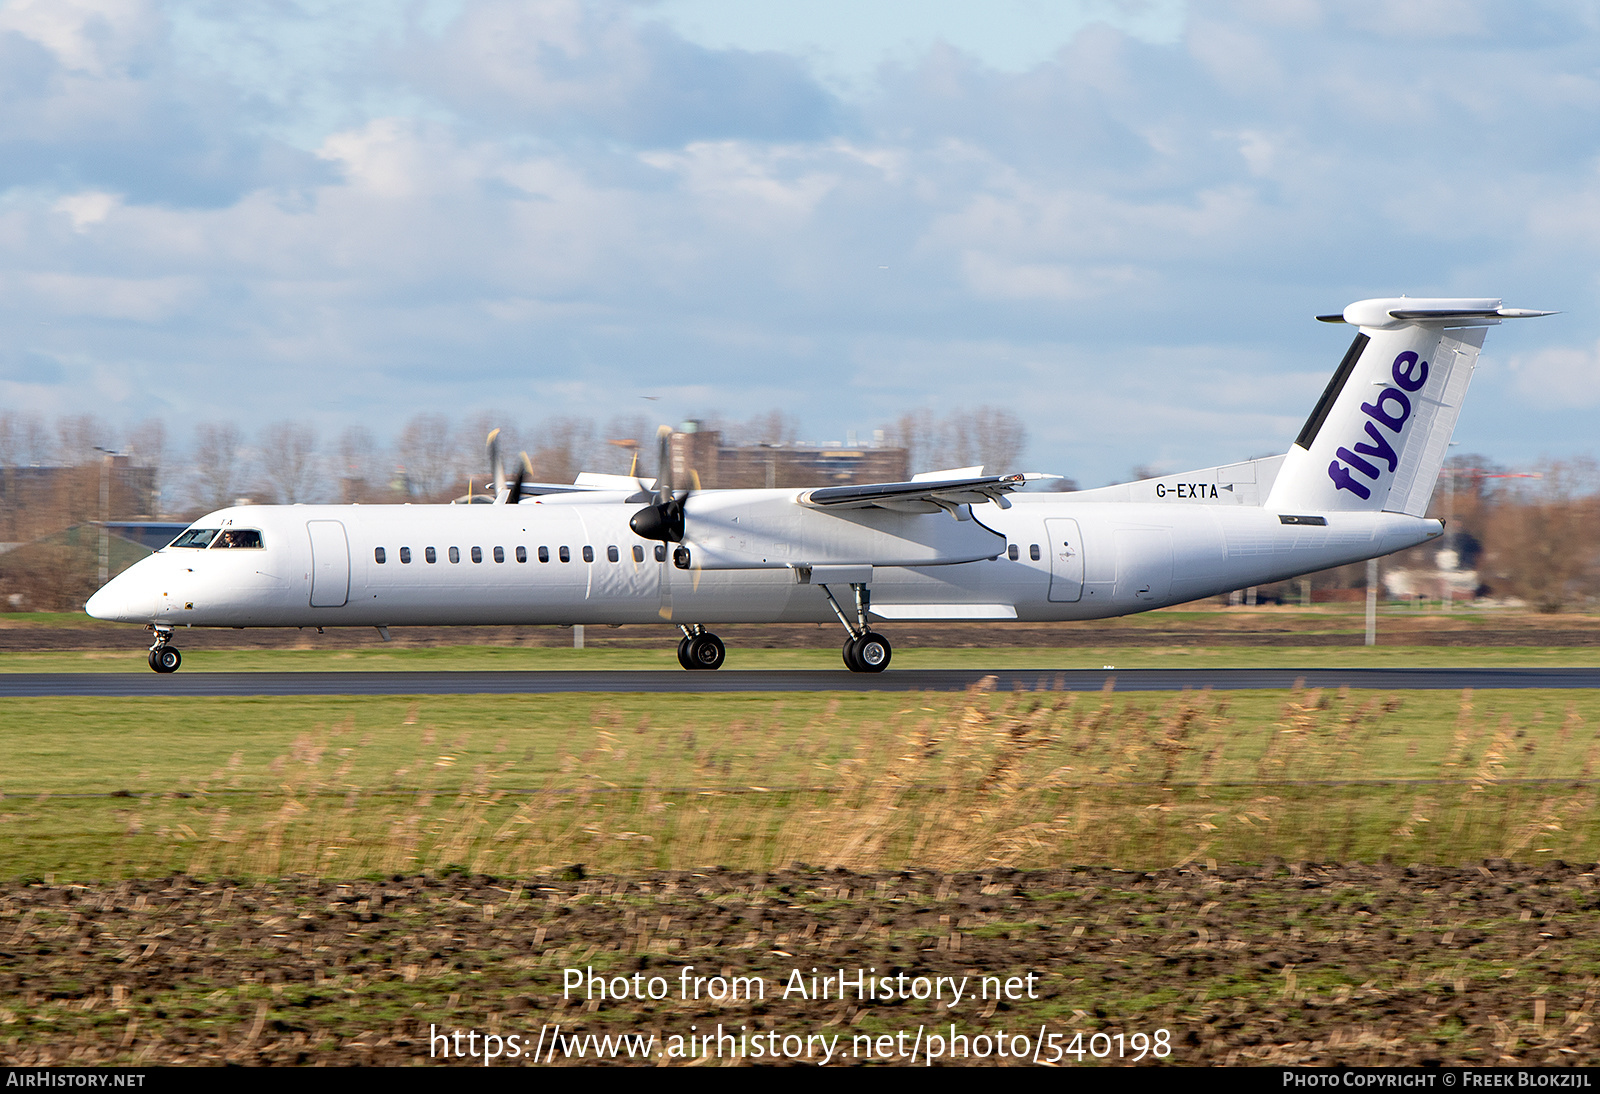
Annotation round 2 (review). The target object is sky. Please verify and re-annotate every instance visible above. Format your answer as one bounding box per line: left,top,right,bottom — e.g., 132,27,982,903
1,0,1598,487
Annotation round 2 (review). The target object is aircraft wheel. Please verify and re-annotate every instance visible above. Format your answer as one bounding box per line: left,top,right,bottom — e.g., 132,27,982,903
677,636,695,670
148,647,181,673
686,633,725,670
854,632,891,673
842,635,863,672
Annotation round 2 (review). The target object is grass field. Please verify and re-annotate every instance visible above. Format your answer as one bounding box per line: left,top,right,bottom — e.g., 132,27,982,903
8,639,1600,1066
6,682,1600,1066
8,643,1600,673
6,684,1600,881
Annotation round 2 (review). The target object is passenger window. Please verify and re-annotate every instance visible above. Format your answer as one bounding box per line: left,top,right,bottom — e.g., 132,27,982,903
1030,544,1041,561
582,546,594,563
516,546,527,563
471,546,483,563
400,547,411,564
538,547,549,563
607,545,619,563
1007,544,1018,561
375,547,386,564
214,529,263,549
449,547,460,563
493,546,504,563
632,545,644,562
425,547,437,564
559,546,571,563
654,544,666,562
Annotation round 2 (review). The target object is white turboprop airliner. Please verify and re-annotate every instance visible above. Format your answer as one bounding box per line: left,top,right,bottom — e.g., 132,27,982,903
87,297,1551,673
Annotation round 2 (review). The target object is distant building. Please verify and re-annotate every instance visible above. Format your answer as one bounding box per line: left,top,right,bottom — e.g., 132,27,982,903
666,423,909,489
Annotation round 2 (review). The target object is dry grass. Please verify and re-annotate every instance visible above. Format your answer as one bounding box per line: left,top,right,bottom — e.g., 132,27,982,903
23,681,1594,881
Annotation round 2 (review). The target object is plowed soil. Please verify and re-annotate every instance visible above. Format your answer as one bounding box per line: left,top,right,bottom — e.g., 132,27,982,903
4,863,1598,1066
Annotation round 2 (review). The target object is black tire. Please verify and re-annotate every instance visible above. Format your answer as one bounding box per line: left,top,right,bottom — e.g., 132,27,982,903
150,647,181,674
841,635,863,672
854,632,891,673
687,633,725,670
677,636,695,670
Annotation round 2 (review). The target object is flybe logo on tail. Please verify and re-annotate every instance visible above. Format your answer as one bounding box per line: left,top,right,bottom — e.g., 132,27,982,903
1326,351,1429,499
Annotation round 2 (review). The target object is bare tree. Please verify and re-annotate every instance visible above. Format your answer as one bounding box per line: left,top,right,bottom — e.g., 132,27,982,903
192,422,246,512
397,413,458,499
881,406,1025,475
600,414,651,476
335,426,388,503
0,412,16,469
126,418,167,516
55,414,116,466
724,410,800,448
258,421,322,504
527,416,595,485
1483,459,1600,611
883,408,938,474
967,406,1026,475
17,413,50,466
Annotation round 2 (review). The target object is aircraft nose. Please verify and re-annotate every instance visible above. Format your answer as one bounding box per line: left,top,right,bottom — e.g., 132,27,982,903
85,571,156,623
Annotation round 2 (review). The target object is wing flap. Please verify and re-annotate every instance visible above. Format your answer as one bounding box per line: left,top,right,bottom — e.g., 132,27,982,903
801,473,1035,511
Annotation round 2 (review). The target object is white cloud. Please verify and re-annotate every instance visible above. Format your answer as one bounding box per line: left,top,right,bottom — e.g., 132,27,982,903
0,0,1596,486
0,0,156,77
1511,340,1600,410
52,190,118,230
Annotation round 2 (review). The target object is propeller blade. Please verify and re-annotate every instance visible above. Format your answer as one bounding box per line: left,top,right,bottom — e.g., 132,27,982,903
507,452,531,506
656,425,673,501
487,429,507,504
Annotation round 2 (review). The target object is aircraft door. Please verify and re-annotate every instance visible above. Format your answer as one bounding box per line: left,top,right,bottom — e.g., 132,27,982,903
1113,527,1173,604
307,520,350,607
1045,518,1083,603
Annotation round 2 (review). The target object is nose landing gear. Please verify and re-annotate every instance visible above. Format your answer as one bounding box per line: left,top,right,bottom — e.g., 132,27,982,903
146,626,181,673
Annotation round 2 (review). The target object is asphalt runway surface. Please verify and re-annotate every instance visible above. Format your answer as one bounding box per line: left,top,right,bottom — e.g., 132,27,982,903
5,667,1600,696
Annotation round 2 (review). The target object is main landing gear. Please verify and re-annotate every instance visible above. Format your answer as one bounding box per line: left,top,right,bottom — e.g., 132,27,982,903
146,626,181,673
676,624,726,670
817,581,892,673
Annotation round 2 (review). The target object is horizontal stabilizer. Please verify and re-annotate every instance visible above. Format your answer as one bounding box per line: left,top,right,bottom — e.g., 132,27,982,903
1315,297,1557,329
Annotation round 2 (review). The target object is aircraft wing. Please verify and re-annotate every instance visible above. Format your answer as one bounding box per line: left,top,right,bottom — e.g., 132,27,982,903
799,473,1035,513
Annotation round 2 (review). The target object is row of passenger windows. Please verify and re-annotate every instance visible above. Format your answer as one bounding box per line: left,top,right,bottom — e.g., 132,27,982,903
374,544,664,565
377,542,1045,565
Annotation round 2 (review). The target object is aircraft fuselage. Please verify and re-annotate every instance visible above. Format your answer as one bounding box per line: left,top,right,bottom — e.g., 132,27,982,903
86,491,1439,631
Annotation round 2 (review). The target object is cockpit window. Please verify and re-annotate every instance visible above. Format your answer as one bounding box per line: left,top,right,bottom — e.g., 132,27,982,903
169,528,220,549
212,529,264,549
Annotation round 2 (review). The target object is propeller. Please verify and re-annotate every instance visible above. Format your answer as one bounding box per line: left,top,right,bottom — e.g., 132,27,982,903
628,426,689,543
628,426,699,619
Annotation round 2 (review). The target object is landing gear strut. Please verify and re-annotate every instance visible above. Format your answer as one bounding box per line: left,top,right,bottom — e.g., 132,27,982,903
676,624,725,670
818,582,891,673
146,626,181,673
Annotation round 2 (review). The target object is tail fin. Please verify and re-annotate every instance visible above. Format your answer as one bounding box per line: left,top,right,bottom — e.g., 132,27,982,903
1265,297,1552,516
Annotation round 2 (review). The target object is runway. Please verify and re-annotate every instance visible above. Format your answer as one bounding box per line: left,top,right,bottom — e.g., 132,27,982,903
4,667,1600,697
